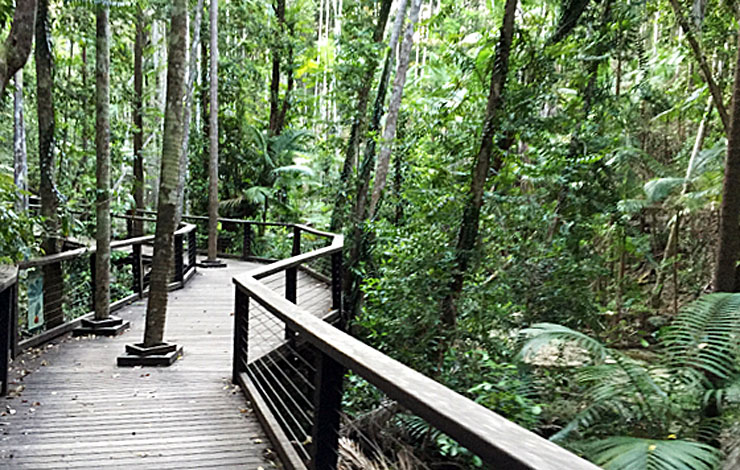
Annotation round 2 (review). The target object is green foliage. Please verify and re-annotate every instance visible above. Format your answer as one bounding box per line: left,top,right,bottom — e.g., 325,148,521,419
0,171,35,263
519,293,740,469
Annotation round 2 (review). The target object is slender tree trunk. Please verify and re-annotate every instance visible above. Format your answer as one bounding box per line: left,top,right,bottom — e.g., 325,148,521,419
441,0,518,328
176,0,205,224
206,0,219,261
652,96,713,306
13,71,28,212
329,0,393,232
268,0,286,135
81,45,89,154
143,0,188,347
200,15,209,190
0,0,36,96
343,0,415,320
133,10,145,236
713,33,740,293
36,0,64,329
369,0,421,217
94,4,111,321
668,0,729,133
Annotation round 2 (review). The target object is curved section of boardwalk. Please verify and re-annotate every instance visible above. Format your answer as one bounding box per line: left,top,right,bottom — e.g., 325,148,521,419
0,260,331,469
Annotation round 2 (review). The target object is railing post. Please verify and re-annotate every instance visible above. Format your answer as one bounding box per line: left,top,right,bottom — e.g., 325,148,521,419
331,251,343,328
309,351,345,470
233,287,249,384
285,226,300,339
188,228,197,269
132,244,143,298
89,253,97,312
174,233,184,284
9,282,18,360
0,284,12,397
242,223,253,260
285,226,300,304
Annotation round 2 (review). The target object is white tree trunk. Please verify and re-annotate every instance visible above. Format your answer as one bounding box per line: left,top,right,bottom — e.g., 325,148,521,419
368,0,422,216
13,70,28,212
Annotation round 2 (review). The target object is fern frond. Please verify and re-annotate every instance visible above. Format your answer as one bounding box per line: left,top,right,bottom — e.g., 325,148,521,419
662,293,740,379
582,437,721,470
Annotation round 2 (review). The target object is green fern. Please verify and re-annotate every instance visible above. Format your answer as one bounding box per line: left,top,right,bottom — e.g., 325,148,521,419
582,437,721,470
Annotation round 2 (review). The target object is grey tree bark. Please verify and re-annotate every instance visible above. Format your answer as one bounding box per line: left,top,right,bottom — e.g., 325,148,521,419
713,32,740,292
36,0,64,329
13,70,28,212
369,0,420,217
0,0,36,97
206,0,219,261
94,4,111,321
133,9,145,236
328,0,393,232
176,0,205,225
143,0,188,347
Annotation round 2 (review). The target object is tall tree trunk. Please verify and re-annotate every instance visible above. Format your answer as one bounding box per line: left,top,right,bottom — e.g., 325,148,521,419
206,0,219,261
369,0,422,217
668,0,729,133
200,15,209,192
94,4,111,321
133,10,145,236
176,0,205,224
0,0,37,96
652,96,713,306
441,0,518,328
713,33,740,293
343,0,414,321
268,0,286,135
13,71,28,212
143,0,188,347
36,0,64,329
328,0,393,232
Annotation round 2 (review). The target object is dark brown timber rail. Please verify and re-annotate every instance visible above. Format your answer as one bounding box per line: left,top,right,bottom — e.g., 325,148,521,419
0,221,197,392
232,228,601,470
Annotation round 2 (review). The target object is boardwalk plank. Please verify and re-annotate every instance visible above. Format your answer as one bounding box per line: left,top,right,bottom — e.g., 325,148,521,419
2,259,332,469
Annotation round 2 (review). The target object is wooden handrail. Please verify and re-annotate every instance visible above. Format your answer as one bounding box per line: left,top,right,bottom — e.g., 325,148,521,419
232,229,599,470
18,223,196,269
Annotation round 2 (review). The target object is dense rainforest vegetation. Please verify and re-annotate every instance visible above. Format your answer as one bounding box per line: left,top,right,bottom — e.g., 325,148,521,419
3,0,740,468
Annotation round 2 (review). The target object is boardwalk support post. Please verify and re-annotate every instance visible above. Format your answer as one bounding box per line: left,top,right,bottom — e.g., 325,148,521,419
309,351,344,470
242,223,253,260
132,244,144,298
331,251,343,328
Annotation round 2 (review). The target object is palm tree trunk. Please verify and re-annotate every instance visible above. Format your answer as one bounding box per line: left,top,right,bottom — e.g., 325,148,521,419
143,0,188,347
206,0,219,261
133,10,145,236
94,4,111,321
176,0,205,224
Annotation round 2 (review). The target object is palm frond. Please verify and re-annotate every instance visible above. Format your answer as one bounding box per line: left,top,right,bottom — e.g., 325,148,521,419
582,437,721,470
662,293,740,380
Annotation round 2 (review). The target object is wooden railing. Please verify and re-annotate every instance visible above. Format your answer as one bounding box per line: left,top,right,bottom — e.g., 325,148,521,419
232,226,601,470
0,220,197,395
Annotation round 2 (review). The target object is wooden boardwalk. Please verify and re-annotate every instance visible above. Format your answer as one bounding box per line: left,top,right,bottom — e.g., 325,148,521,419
0,260,332,469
